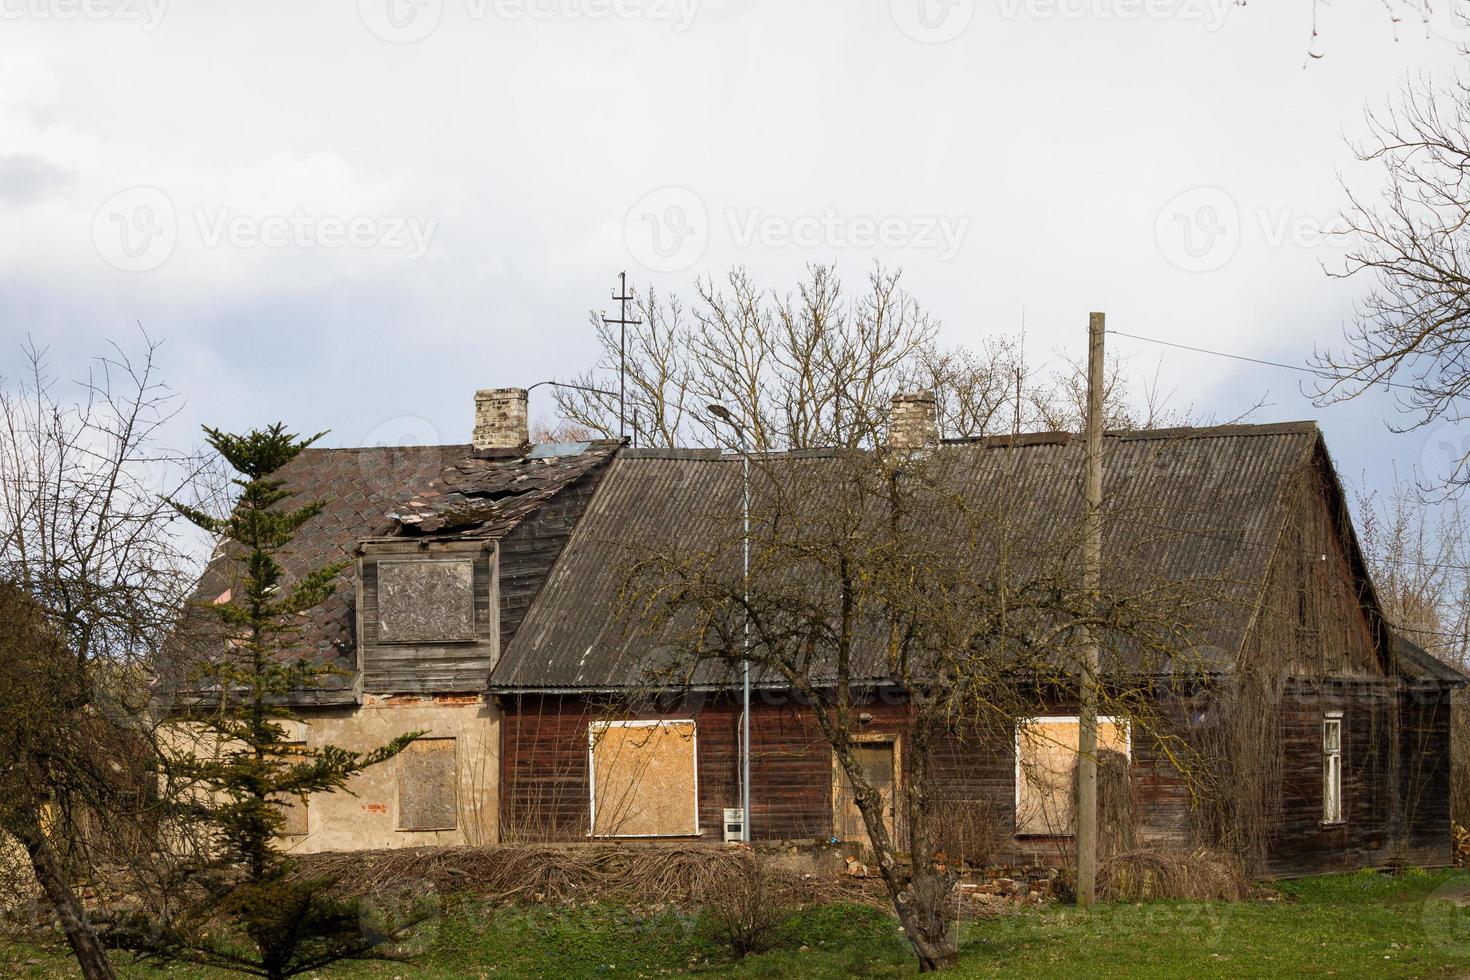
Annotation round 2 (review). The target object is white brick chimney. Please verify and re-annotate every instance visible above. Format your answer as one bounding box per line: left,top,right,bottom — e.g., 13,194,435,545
890,390,938,451
473,388,529,452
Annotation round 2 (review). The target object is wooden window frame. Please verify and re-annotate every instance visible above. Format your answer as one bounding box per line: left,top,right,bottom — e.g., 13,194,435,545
1322,711,1344,826
587,719,701,839
1013,714,1131,838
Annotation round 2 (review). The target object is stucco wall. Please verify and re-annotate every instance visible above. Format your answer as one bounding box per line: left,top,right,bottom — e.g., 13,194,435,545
284,695,500,853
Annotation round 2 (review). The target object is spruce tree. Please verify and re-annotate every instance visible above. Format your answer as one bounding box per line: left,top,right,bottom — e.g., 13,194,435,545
143,424,422,979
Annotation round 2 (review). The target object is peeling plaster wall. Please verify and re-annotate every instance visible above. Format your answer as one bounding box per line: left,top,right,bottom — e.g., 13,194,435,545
283,695,499,854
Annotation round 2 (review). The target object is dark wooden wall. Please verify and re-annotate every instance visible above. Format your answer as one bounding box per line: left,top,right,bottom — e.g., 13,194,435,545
357,540,498,694
498,692,1192,859
496,466,610,653
1262,679,1454,875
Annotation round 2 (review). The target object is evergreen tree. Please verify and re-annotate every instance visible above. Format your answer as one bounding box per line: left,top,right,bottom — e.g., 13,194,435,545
139,424,421,979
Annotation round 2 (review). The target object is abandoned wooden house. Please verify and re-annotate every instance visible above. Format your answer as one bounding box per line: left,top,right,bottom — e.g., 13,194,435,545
178,387,1464,875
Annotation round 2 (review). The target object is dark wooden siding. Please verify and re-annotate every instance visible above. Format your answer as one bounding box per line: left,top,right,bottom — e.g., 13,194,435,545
358,541,498,694
499,693,1192,859
1241,446,1456,875
497,465,610,652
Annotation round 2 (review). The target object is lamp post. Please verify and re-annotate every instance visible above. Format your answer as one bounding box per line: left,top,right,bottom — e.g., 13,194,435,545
707,403,751,844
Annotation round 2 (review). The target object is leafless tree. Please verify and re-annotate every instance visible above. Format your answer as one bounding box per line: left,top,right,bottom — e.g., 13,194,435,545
580,266,1213,969
624,427,1212,968
0,336,203,979
553,264,1185,451
1313,71,1470,489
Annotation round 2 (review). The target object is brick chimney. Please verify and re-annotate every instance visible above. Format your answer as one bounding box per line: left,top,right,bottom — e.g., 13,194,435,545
890,390,938,451
473,388,529,453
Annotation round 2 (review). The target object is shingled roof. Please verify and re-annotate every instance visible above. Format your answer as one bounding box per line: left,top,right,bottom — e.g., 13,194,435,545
491,421,1458,692
182,440,620,704
384,440,622,538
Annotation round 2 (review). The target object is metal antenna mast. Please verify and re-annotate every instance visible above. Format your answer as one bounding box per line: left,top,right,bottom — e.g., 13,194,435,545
601,272,642,440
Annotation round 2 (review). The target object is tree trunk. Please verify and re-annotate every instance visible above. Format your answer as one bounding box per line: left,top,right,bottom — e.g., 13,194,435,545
15,813,117,980
847,769,958,971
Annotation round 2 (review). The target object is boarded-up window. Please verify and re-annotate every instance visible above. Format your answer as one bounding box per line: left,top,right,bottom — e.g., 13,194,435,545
589,721,699,838
833,739,898,848
377,559,476,644
272,742,308,837
1015,716,1130,836
277,795,308,836
397,738,458,831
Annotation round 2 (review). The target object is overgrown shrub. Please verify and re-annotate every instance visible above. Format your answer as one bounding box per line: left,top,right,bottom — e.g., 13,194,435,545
697,855,791,958
1097,846,1249,902
931,798,1011,868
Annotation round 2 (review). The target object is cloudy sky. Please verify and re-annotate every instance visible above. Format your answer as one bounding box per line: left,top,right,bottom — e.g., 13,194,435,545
2,0,1468,493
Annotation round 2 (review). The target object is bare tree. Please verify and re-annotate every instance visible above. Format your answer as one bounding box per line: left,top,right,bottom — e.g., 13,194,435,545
554,264,1190,451
576,268,1211,968
555,265,938,450
1314,72,1470,489
625,424,1208,969
1356,475,1470,664
0,336,203,979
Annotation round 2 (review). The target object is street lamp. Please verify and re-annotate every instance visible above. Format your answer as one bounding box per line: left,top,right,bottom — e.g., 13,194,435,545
707,403,752,844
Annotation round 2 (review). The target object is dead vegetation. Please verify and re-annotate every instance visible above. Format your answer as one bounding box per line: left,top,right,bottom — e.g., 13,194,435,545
296,845,890,912
1096,846,1251,902
696,855,791,957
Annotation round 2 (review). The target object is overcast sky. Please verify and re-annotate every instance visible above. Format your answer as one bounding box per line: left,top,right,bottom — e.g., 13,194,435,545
3,1,1468,496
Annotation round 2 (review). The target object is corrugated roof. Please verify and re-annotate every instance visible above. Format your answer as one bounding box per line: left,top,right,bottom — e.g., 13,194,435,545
1391,632,1470,684
492,422,1326,691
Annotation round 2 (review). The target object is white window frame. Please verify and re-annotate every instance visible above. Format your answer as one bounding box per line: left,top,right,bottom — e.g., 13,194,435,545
1322,711,1344,825
1014,715,1131,838
587,719,701,839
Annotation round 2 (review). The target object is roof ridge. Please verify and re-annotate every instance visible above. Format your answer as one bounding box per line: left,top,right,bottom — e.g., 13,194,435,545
299,443,472,455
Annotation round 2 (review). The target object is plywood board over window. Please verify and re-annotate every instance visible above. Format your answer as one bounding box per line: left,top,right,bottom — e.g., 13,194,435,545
377,559,477,644
832,736,900,850
1015,716,1130,837
397,737,458,832
272,741,309,837
589,721,699,838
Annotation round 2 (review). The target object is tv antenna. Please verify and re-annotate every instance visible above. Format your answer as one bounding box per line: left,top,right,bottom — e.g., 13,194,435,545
600,271,641,440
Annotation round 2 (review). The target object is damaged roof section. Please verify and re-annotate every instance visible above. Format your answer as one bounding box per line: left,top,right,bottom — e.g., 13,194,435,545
174,439,622,705
384,440,623,538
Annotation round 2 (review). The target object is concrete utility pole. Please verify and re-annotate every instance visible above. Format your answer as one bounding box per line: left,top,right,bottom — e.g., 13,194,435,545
1076,311,1106,908
707,403,752,843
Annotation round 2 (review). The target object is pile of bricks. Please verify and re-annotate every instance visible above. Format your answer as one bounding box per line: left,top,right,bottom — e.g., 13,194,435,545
957,867,1063,905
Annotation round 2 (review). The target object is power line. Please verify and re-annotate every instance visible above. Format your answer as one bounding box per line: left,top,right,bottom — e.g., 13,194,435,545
1107,329,1426,395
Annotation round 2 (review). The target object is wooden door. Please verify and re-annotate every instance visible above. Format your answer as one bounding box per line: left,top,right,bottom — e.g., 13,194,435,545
834,739,897,849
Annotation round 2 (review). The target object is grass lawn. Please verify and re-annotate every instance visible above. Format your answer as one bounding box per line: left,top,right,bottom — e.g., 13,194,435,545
5,868,1470,978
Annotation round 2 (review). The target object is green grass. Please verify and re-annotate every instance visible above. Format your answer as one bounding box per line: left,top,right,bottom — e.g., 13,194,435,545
6,868,1470,978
